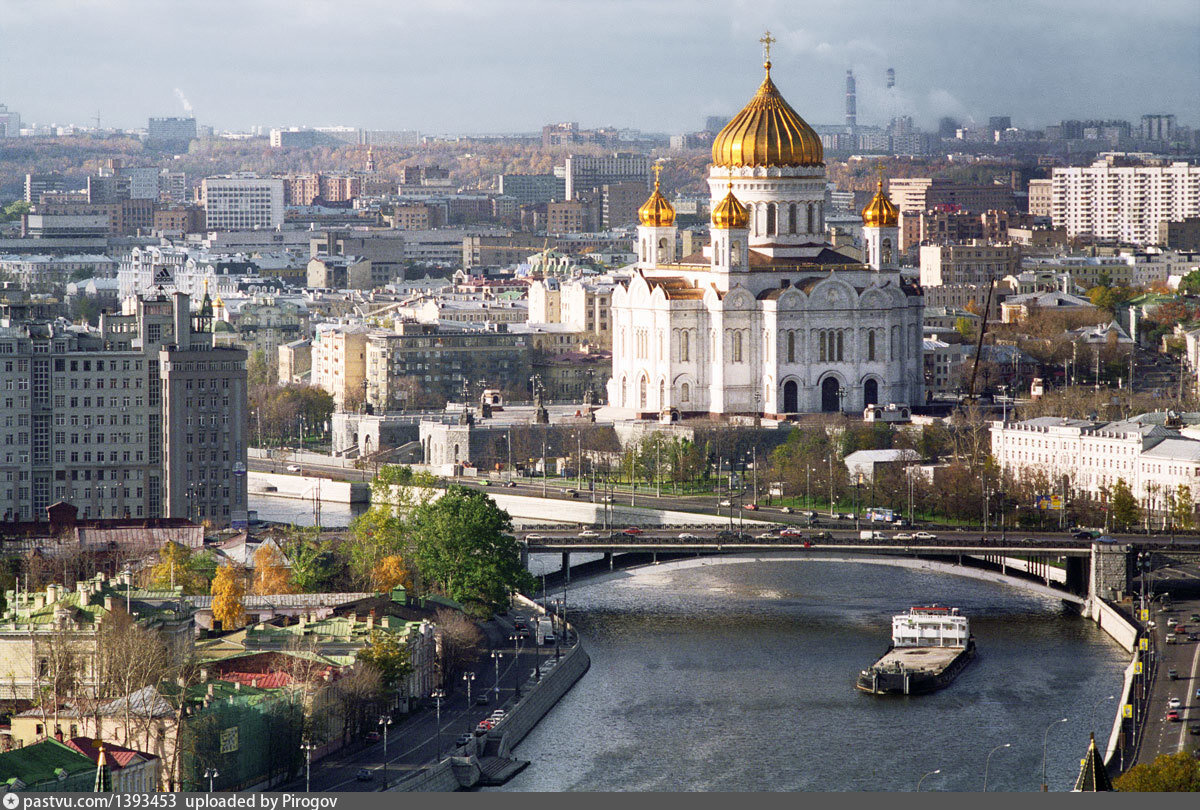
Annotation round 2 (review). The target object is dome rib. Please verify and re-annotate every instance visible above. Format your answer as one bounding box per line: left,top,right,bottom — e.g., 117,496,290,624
711,69,823,168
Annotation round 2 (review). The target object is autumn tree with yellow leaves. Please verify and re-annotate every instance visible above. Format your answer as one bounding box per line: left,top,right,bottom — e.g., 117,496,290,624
211,563,246,631
252,543,295,595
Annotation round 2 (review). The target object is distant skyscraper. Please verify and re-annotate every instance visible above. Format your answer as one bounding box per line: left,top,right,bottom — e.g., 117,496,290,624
146,117,196,148
0,104,20,137
1141,114,1176,142
886,68,895,89
988,116,1012,135
845,70,857,132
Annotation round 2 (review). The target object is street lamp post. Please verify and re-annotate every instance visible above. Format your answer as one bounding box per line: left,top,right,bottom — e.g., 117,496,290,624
378,715,392,786
510,633,523,700
916,769,941,791
204,768,219,793
431,689,446,761
1041,717,1068,792
462,671,475,706
1091,694,1115,738
983,743,1011,791
301,743,317,792
491,650,502,700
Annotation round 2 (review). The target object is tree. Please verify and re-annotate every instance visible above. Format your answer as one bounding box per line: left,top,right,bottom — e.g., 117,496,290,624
284,529,338,593
355,630,412,690
1109,478,1141,531
409,486,536,614
146,542,211,595
247,349,273,387
252,543,295,595
211,563,246,630
1114,751,1200,791
1170,484,1194,530
434,608,484,689
1179,269,1200,296
371,555,412,593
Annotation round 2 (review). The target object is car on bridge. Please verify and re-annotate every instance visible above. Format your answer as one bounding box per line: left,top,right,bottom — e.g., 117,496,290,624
525,534,546,541
780,507,794,514
286,464,302,472
719,500,732,507
578,529,600,538
894,532,914,541
914,531,938,540
455,734,473,747
505,481,518,487
755,531,777,539
356,768,373,781
622,527,644,536
678,532,700,540
779,528,804,537
744,504,759,510
1071,529,1097,539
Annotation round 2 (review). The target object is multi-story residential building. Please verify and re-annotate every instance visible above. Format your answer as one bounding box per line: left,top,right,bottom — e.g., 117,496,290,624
921,337,967,394
1159,217,1200,252
888,178,1016,214
212,295,308,365
118,245,191,298
462,233,549,270
24,173,71,203
528,276,615,348
0,254,117,288
306,256,374,290
497,174,565,206
1028,178,1054,219
601,181,648,229
1051,159,1200,245
312,324,369,410
402,297,528,326
277,339,312,385
365,322,530,411
309,229,407,282
547,200,599,233
200,176,284,231
146,117,196,148
0,292,246,526
917,209,1020,248
563,153,650,201
919,242,1020,287
992,414,1200,520
0,103,20,137
152,205,206,235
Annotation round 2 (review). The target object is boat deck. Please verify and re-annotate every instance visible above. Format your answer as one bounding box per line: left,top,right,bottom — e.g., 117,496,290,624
870,646,964,674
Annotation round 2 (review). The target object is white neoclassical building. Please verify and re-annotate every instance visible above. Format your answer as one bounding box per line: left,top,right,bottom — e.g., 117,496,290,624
606,46,924,419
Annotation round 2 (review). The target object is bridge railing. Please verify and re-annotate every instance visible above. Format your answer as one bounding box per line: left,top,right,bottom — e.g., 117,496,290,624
522,533,1089,551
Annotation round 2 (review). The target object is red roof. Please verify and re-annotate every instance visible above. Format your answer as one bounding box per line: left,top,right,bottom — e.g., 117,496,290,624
219,671,294,689
66,737,156,768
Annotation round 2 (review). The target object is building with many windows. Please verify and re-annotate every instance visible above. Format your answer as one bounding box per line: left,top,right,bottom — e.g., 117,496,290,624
1050,159,1200,245
200,176,284,231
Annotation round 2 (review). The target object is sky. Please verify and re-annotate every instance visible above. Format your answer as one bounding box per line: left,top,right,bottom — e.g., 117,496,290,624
1,0,1197,135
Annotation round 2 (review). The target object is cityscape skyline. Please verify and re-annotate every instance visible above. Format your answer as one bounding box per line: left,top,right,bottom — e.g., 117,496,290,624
2,0,1197,134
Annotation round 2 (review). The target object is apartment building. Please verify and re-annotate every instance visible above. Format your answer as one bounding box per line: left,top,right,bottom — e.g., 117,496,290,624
1028,178,1053,218
497,174,565,206
0,292,246,527
312,325,369,410
563,153,650,200
919,242,1020,286
0,254,117,288
200,176,284,231
1051,160,1200,245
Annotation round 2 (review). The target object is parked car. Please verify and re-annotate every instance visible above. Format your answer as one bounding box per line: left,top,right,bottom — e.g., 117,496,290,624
356,768,373,781
1168,697,1182,710
286,464,302,472
475,692,490,705
914,531,938,541
1072,529,1096,539
455,733,473,747
622,527,643,535
678,532,699,540
1169,668,1179,680
578,529,600,538
505,481,518,488
563,489,578,498
476,719,494,731
755,531,777,539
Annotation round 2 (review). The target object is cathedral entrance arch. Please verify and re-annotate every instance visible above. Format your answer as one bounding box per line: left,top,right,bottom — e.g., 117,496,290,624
821,377,842,413
782,380,798,413
863,378,879,408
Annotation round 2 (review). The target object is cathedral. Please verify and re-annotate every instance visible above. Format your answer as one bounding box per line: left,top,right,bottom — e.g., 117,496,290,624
606,38,924,420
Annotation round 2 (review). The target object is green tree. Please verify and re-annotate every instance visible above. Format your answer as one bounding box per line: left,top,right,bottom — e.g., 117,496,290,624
1179,269,1200,296
0,200,31,223
284,529,338,592
1170,484,1194,529
1113,751,1200,791
146,542,211,595
1109,478,1141,531
247,349,273,387
409,486,535,615
355,629,412,690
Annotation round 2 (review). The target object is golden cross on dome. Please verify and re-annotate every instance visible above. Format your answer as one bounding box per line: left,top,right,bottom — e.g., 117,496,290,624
760,30,776,66
652,160,664,187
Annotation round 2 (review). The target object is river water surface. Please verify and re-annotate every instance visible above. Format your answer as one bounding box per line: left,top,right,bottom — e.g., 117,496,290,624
495,557,1127,792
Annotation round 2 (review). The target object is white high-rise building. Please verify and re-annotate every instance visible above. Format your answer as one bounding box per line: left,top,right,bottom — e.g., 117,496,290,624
1051,160,1200,245
200,175,284,231
607,46,923,419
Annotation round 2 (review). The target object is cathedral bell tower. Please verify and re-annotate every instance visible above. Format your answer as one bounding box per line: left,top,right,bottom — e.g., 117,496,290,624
709,184,750,273
861,176,899,271
636,163,677,267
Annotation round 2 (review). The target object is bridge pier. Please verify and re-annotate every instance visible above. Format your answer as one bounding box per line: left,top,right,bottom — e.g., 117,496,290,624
562,552,570,582
605,552,613,570
653,551,658,565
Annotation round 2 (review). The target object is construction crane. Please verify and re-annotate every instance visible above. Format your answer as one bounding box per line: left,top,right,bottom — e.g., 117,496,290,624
963,275,997,406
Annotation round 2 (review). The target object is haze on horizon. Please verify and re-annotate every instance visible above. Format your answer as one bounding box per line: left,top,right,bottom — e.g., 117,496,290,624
2,0,1197,135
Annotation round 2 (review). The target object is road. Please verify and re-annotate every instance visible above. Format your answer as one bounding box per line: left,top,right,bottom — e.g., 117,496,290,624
270,613,567,792
1135,573,1200,764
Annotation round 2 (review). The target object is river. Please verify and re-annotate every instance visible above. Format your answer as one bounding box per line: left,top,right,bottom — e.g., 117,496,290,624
495,557,1127,792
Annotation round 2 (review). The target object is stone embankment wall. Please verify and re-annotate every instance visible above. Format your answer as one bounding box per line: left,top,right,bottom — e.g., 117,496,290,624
247,471,369,503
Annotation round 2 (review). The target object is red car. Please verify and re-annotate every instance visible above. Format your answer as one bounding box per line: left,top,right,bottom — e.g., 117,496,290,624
1167,710,1181,722
476,719,494,731
744,503,758,511
622,527,643,536
779,528,803,537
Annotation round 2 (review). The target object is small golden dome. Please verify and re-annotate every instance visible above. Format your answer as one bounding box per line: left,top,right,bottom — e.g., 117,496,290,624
711,184,749,230
861,178,899,228
638,172,676,228
711,62,823,168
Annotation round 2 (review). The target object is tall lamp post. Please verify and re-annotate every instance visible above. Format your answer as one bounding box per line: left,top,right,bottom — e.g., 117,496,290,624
983,743,1011,791
916,769,941,791
491,650,503,700
462,671,475,706
1041,717,1068,792
301,742,317,792
510,633,523,700
378,715,392,786
1091,694,1115,738
431,689,446,761
204,768,219,793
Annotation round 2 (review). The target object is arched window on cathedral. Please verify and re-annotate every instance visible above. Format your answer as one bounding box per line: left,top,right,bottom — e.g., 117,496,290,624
766,203,777,236
680,330,690,362
681,382,691,402
819,331,827,362
639,376,647,409
787,331,795,363
658,237,668,263
621,376,627,407
806,204,814,233
733,332,743,363
881,238,893,267
836,330,844,361
730,240,741,267
659,379,665,407
788,204,798,234
868,330,876,361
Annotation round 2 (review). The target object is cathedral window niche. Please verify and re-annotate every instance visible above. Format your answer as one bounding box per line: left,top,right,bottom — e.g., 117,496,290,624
868,330,876,361
836,330,844,361
733,332,743,363
639,376,647,409
681,330,690,362
787,331,795,363
819,331,827,362
657,237,668,263
766,203,777,236
621,377,627,406
730,241,741,267
881,238,893,267
806,204,814,233
681,383,690,403
788,204,798,234
659,379,665,407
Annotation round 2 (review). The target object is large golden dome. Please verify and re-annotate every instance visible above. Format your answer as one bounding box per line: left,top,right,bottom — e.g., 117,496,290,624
638,175,676,228
861,178,899,228
711,61,823,168
711,184,749,230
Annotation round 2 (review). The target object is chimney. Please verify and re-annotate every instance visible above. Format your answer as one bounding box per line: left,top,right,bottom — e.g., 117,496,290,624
349,612,358,625
77,582,90,607
206,684,214,698
234,682,241,691
33,594,45,610
200,668,209,683
104,596,115,613
45,584,56,605
367,613,375,630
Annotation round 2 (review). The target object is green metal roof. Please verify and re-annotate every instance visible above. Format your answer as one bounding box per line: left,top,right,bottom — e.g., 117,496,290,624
0,739,94,787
